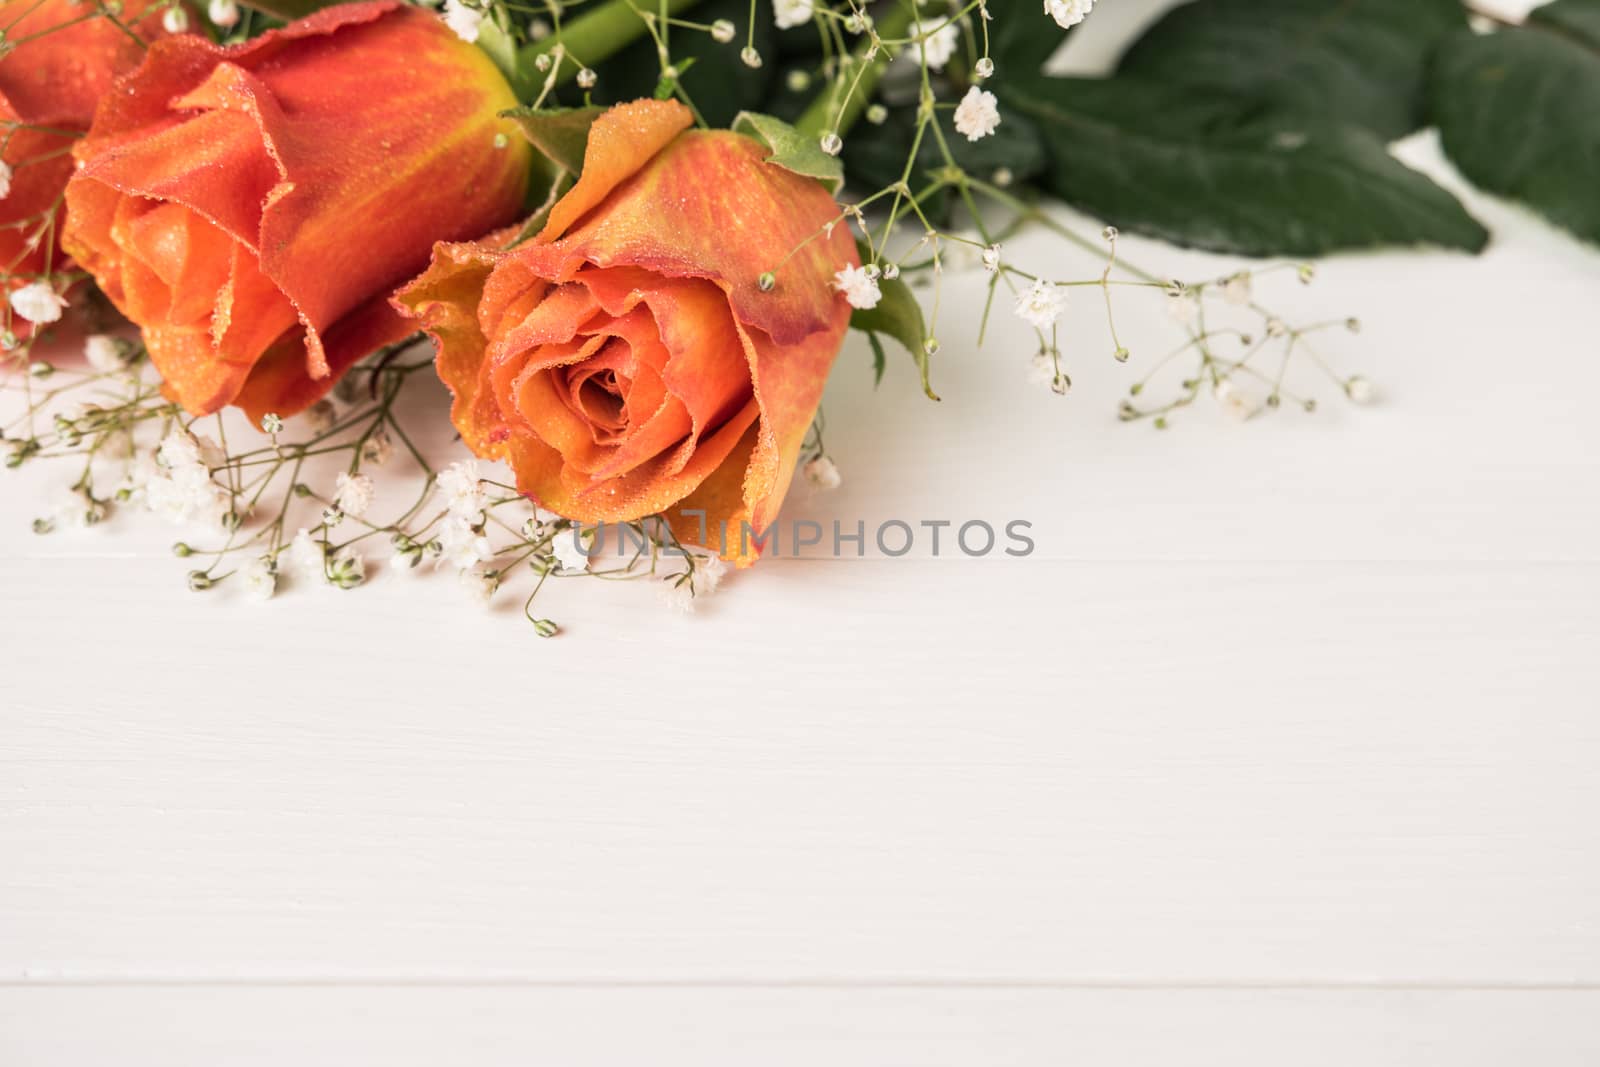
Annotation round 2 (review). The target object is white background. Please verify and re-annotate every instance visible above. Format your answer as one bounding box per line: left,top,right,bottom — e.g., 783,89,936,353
4,0,1598,1061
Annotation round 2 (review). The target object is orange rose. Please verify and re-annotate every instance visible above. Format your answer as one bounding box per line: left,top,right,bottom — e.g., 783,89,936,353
1,0,180,312
62,0,531,419
395,99,857,564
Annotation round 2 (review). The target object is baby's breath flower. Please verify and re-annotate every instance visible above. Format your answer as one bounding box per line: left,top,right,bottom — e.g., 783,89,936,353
981,244,1001,273
1222,273,1253,307
803,455,842,490
460,566,499,605
832,264,882,310
551,525,593,574
1213,378,1260,422
1346,376,1377,405
162,5,189,33
84,334,131,373
1166,291,1200,326
1013,279,1064,329
241,557,276,601
441,0,483,41
8,281,68,326
710,17,736,42
773,0,814,30
659,550,728,613
288,529,327,583
575,67,597,89
1045,0,1094,30
437,514,492,570
1028,351,1056,386
437,460,487,520
0,160,11,201
334,471,375,518
919,22,960,70
208,0,239,27
953,85,1001,142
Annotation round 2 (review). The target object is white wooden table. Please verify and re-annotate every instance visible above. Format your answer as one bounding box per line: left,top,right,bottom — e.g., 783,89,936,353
4,1,1598,1061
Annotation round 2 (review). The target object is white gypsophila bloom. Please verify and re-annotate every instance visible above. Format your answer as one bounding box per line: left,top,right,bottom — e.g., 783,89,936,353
551,525,593,574
0,161,11,201
158,428,204,471
1347,376,1377,405
288,528,328,583
460,566,498,606
334,472,375,518
8,281,68,325
437,460,488,520
1045,0,1093,30
981,244,1001,273
658,549,728,613
83,334,129,373
241,557,276,601
162,5,189,32
773,0,814,30
146,465,229,528
803,455,842,490
208,0,240,26
1166,291,1200,326
441,0,483,41
1029,351,1057,386
832,264,882,310
1222,273,1253,307
919,22,960,70
1013,278,1065,330
360,426,394,466
1213,378,1260,422
953,85,1001,141
437,514,493,570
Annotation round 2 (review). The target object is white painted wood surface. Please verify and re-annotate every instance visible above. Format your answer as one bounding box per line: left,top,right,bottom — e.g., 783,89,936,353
4,0,1598,1059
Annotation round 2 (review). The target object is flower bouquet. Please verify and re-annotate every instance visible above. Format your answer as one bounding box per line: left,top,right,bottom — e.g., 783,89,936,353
3,0,1594,628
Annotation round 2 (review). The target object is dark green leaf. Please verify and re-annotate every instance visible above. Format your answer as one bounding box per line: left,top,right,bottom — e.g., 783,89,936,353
501,105,603,175
733,111,844,192
983,0,1076,76
866,332,887,387
1430,26,1600,246
1002,75,1488,257
1117,0,1467,141
1530,0,1600,49
849,244,937,400
590,0,774,128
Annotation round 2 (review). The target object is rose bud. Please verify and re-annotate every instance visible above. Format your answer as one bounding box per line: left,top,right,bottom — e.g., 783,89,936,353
62,0,531,418
395,99,858,564
1,0,183,318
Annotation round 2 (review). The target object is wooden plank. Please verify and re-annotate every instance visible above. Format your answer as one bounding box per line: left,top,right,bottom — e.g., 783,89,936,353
3,988,1598,1066
4,557,1596,982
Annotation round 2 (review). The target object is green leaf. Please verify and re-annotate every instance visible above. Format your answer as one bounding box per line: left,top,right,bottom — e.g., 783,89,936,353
591,0,775,128
1530,0,1600,48
1116,0,1467,141
866,332,887,388
1001,75,1488,257
983,0,1076,75
733,111,844,193
501,106,603,175
849,243,937,400
1430,25,1600,247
